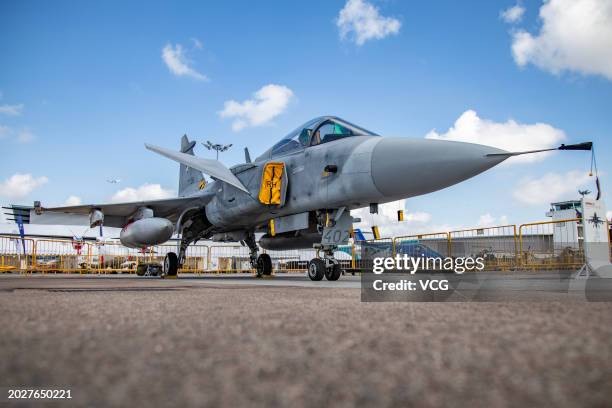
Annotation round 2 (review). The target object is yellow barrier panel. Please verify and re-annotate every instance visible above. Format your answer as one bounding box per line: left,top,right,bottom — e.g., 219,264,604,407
33,239,92,273
151,244,209,274
449,225,517,271
1,217,597,275
86,241,153,274
0,235,36,273
518,218,584,271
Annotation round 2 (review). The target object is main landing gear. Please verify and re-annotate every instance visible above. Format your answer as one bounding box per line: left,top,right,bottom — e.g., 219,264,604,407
244,231,272,277
308,245,342,281
163,252,179,277
256,253,272,277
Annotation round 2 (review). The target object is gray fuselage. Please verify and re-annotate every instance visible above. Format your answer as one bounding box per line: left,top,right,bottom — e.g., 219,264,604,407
203,135,507,233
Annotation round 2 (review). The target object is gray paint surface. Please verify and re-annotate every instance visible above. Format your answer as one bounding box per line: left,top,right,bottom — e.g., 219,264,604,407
36,116,514,249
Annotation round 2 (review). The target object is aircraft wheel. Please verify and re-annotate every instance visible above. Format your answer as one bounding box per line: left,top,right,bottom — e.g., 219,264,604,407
257,253,272,276
308,259,325,281
325,263,342,281
136,264,147,277
164,252,179,276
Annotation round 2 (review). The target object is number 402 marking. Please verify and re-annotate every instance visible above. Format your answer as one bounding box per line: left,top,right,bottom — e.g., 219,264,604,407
324,229,350,243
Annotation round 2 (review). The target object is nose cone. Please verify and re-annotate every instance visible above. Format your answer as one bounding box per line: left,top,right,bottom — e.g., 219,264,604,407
371,138,508,198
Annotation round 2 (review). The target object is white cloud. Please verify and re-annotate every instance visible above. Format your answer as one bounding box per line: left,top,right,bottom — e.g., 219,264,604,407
510,0,612,80
219,84,294,131
425,110,566,164
352,200,437,237
16,129,34,143
161,43,208,81
477,213,495,226
0,125,10,139
0,173,48,199
0,103,24,116
404,211,432,223
607,210,612,221
500,4,525,23
0,126,34,143
111,183,174,203
352,201,518,237
513,170,591,206
63,195,82,206
477,213,509,226
352,205,516,238
337,0,401,46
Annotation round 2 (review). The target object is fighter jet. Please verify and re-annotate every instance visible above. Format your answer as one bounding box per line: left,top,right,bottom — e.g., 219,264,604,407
34,116,592,280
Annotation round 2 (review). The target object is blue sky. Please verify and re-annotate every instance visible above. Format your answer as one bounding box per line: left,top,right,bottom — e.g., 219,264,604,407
1,0,611,233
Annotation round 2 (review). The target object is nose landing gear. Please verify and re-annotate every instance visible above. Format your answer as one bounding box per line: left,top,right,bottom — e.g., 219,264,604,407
308,259,325,281
308,245,343,281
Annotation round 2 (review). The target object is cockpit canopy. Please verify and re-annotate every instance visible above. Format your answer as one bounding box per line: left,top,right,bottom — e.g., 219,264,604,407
269,116,379,157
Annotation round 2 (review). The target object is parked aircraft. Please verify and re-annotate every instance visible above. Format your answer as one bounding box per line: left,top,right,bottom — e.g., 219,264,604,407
34,116,591,280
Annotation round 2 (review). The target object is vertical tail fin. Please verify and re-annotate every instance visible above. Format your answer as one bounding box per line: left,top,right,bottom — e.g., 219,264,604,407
178,134,205,197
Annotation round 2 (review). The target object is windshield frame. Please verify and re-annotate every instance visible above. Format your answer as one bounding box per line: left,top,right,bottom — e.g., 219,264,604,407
266,116,379,159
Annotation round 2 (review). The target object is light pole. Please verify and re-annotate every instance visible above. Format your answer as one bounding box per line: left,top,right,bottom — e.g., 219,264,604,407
201,140,233,160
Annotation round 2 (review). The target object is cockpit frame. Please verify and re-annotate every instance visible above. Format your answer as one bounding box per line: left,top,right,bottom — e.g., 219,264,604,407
263,116,379,160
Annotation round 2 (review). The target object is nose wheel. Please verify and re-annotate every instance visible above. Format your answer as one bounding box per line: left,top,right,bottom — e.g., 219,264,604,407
308,259,325,281
325,262,342,281
308,258,342,281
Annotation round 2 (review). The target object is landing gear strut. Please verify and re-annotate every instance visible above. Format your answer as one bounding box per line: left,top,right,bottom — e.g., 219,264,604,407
244,231,272,277
308,245,342,281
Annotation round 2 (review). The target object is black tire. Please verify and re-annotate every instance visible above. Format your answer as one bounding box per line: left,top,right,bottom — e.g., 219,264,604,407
257,253,273,276
308,259,325,281
136,264,147,277
325,263,342,281
164,252,179,276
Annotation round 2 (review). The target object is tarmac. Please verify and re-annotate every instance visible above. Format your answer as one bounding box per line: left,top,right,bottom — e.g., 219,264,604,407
1,272,611,407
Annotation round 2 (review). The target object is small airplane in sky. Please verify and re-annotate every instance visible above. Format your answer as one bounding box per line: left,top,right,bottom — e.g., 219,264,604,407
35,116,592,280
106,179,121,184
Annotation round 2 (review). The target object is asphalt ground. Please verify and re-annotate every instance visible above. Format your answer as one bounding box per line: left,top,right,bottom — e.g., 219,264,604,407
1,273,611,407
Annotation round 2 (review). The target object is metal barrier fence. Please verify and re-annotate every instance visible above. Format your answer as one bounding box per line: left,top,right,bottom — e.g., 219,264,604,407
154,244,209,274
264,248,318,273
88,242,155,274
352,238,393,271
0,217,607,274
35,238,90,273
208,245,252,273
0,235,36,273
449,225,517,271
518,219,584,270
